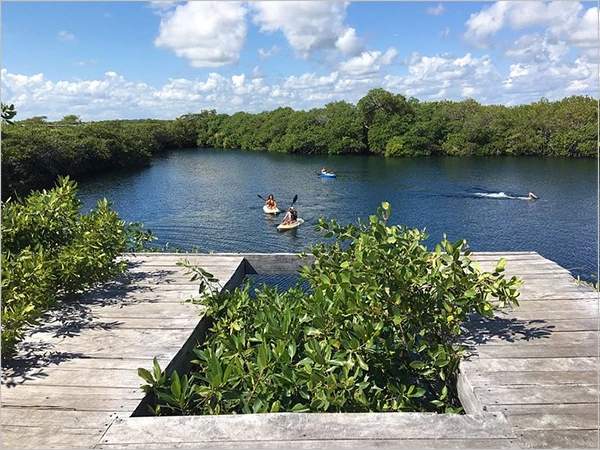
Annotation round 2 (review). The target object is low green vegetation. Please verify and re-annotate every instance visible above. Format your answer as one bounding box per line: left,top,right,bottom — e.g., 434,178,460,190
2,91,596,200
139,202,521,415
1,176,156,361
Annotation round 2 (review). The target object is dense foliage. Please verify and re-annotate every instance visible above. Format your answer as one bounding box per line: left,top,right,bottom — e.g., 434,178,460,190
2,103,17,124
0,119,169,200
1,92,596,200
1,177,155,361
139,203,521,415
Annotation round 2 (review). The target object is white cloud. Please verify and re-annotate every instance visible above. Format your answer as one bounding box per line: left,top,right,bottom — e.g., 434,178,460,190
154,2,247,68
465,1,597,51
380,47,398,65
339,48,397,77
250,1,364,58
2,44,596,122
148,1,178,15
283,72,338,90
232,74,245,89
58,30,75,42
503,56,597,97
464,2,510,48
427,3,445,17
552,5,598,49
505,34,570,64
258,45,280,60
2,68,342,120
335,28,363,56
384,52,503,102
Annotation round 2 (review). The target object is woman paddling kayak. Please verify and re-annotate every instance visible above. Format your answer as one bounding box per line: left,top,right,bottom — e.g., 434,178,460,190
281,206,298,225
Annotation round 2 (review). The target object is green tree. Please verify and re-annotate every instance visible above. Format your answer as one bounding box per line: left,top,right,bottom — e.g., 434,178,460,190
1,103,17,124
58,114,82,125
321,101,366,154
357,89,415,155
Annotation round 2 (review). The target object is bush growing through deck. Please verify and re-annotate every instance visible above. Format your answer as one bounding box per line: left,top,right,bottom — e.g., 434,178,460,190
139,202,521,415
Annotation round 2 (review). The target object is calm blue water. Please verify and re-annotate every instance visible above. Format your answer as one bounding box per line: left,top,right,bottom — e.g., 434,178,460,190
77,149,598,281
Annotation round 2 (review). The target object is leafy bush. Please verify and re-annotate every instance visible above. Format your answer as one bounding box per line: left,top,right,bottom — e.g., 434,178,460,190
140,202,521,415
1,176,156,360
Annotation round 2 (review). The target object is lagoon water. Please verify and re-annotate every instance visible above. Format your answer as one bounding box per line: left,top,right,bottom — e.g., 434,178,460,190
77,148,598,281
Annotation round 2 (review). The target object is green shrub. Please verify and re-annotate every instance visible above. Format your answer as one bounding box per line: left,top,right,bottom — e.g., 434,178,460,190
1,176,155,360
140,202,521,415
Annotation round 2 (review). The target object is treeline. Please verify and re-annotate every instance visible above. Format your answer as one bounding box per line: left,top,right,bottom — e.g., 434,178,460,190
1,90,596,199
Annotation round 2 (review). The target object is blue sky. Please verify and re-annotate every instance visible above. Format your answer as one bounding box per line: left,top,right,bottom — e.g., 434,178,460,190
1,1,598,121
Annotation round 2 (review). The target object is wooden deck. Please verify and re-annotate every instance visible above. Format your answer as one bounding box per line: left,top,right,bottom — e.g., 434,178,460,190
1,252,598,449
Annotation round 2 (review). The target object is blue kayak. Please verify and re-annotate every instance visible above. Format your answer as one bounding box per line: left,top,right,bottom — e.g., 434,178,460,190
318,172,337,178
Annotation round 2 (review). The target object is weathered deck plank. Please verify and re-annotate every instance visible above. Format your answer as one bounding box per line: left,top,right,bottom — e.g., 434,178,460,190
96,439,520,449
459,253,598,448
98,412,519,447
462,356,598,372
1,255,245,449
2,252,598,449
1,425,108,449
487,404,599,430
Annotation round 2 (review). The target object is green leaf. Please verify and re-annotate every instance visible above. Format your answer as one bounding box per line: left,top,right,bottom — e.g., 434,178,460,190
137,367,154,385
270,400,281,413
153,357,163,381
496,258,506,271
170,371,181,399
409,361,426,370
291,403,310,412
355,353,368,371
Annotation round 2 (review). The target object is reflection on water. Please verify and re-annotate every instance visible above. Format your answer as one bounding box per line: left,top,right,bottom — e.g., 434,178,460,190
77,150,598,281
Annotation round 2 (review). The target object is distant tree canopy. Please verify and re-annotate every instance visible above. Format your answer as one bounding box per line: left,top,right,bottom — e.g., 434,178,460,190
1,91,596,199
1,103,17,124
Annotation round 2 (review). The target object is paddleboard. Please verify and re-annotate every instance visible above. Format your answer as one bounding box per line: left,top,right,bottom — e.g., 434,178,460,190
277,218,304,231
318,172,336,178
263,205,281,214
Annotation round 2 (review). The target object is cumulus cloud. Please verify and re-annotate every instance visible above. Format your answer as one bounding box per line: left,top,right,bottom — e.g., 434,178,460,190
154,2,248,68
464,1,597,51
58,30,75,42
250,1,364,58
282,71,338,90
2,45,596,122
427,3,445,16
503,56,597,97
335,28,363,56
384,52,503,102
505,34,569,63
339,48,398,77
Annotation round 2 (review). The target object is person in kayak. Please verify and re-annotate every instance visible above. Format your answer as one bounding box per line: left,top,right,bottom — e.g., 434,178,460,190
321,166,327,174
281,207,298,225
265,194,277,210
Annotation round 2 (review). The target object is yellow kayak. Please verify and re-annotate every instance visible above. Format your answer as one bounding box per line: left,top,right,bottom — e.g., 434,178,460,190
263,205,281,214
277,218,304,231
